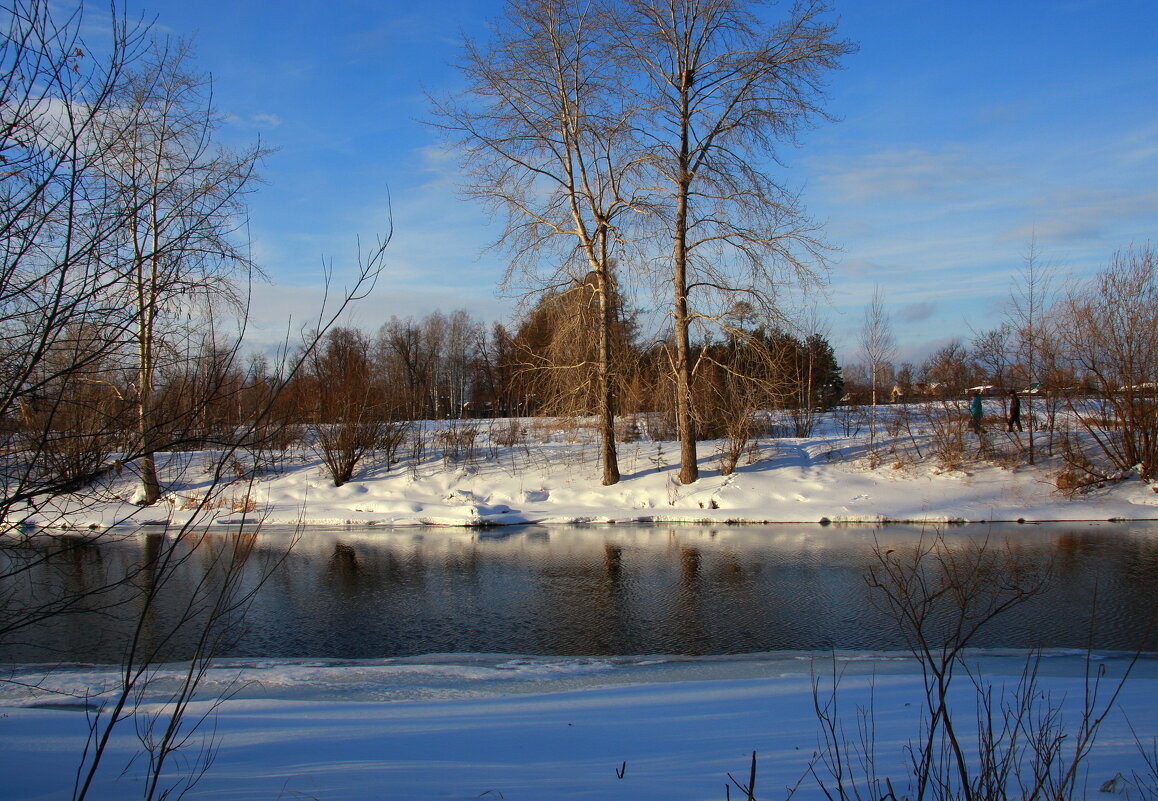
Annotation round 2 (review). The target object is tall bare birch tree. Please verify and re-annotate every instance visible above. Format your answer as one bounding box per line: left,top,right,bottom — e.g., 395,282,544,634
100,39,265,504
1007,236,1053,465
619,0,852,483
432,0,636,485
859,284,895,445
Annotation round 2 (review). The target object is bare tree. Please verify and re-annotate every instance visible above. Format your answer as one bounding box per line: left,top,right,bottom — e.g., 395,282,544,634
376,315,439,421
441,310,480,419
432,0,637,485
920,340,976,469
505,272,637,435
306,326,408,487
1,5,393,798
1,0,151,518
9,233,390,801
970,326,1011,392
789,329,842,436
375,310,487,421
921,340,972,397
859,285,896,445
1006,237,1054,465
96,38,267,504
619,0,852,483
1054,244,1158,483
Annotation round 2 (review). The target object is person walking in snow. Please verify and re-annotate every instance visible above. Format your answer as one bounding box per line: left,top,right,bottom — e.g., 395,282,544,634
1007,390,1023,432
969,390,983,437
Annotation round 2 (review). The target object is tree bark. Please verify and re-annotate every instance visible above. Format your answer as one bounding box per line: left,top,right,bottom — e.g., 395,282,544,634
673,67,698,484
596,267,621,486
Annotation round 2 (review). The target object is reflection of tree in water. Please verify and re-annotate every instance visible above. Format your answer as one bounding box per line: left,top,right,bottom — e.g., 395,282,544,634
518,541,639,655
326,542,361,586
1,534,124,662
669,545,710,652
1048,529,1158,651
668,535,829,654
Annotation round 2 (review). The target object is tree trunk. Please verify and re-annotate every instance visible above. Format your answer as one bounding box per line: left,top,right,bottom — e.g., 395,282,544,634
674,70,698,485
137,287,162,505
136,211,162,506
1026,392,1036,465
674,270,697,484
596,268,620,486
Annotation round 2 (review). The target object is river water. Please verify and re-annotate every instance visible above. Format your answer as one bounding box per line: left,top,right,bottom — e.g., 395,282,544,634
3,522,1157,664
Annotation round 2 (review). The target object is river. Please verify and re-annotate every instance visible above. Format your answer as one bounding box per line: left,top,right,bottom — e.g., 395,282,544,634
3,521,1157,664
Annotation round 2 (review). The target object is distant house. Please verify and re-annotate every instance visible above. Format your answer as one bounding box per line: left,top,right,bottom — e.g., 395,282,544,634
889,382,945,402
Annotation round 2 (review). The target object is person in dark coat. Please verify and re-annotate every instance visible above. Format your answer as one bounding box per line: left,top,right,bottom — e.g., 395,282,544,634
970,390,983,436
1007,390,1023,432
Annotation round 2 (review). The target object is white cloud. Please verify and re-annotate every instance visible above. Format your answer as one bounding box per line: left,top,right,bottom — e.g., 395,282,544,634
820,148,1003,205
223,111,283,129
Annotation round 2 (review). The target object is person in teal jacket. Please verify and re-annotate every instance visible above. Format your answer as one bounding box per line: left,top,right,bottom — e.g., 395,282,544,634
969,391,983,436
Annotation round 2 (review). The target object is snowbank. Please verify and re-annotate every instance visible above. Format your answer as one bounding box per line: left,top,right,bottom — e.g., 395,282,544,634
18,411,1158,530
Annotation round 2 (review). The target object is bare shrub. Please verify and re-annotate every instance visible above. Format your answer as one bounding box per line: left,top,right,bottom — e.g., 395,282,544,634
491,418,527,448
883,402,923,467
924,400,968,471
436,419,480,464
1053,430,1109,494
243,419,302,477
1126,723,1158,798
530,416,589,444
314,419,409,487
834,401,866,438
408,423,429,465
718,410,754,476
1054,245,1158,481
809,532,1136,801
304,328,404,487
787,403,817,438
16,383,130,490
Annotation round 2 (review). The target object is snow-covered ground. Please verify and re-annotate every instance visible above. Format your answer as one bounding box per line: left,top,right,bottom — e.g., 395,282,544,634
2,651,1157,800
18,406,1158,530
4,408,1158,799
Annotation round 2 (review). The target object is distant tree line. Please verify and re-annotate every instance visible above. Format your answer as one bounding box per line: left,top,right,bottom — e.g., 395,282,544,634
295,300,842,421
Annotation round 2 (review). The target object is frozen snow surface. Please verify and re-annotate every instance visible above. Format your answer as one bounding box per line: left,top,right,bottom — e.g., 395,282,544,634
3,651,1157,800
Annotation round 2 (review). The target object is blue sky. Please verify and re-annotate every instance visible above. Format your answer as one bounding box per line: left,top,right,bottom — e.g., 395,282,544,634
128,0,1157,363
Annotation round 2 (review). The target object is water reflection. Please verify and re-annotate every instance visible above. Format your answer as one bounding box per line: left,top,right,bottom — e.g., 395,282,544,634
3,523,1157,663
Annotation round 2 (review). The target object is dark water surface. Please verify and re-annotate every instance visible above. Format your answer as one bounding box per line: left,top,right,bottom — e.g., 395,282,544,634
4,522,1158,663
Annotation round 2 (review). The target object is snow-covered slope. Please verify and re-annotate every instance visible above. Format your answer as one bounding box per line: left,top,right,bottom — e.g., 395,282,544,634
19,409,1157,530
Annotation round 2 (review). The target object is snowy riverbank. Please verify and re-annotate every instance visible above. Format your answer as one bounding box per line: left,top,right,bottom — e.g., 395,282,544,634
19,410,1158,530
